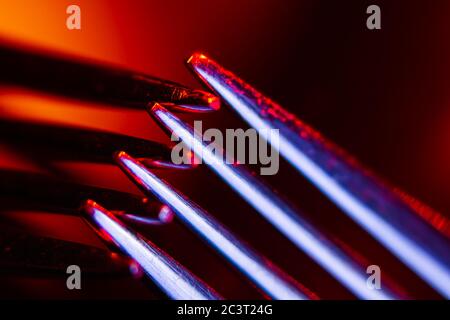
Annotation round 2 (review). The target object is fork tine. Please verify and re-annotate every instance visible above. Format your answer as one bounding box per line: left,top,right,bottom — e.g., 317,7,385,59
187,53,450,298
83,200,222,300
0,45,220,112
148,105,397,300
113,204,175,226
115,151,317,300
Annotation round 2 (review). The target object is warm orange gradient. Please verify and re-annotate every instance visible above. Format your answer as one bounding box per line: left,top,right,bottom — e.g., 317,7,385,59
0,0,125,67
0,0,291,84
0,87,168,140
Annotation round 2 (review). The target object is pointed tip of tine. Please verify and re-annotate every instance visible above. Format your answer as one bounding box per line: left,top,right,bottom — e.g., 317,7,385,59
186,52,209,66
183,53,221,112
114,151,148,183
147,102,163,122
114,151,138,173
158,205,175,223
186,53,223,99
138,158,195,170
167,89,220,113
82,199,99,217
114,150,129,163
147,103,172,132
181,89,219,112
149,102,166,114
186,52,213,80
199,91,220,111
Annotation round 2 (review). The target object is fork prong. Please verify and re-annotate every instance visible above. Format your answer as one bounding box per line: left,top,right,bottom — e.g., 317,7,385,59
83,200,222,300
112,204,175,225
146,105,398,299
115,151,316,300
0,45,220,112
187,53,450,298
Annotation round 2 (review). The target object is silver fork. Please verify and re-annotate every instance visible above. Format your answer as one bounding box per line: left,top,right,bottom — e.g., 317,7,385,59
3,45,448,299
93,53,450,299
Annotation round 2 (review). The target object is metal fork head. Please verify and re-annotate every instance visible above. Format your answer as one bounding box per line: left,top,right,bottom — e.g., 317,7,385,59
2,44,449,300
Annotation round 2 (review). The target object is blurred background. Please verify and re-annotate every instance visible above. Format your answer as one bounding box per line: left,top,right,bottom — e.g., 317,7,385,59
0,0,449,299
